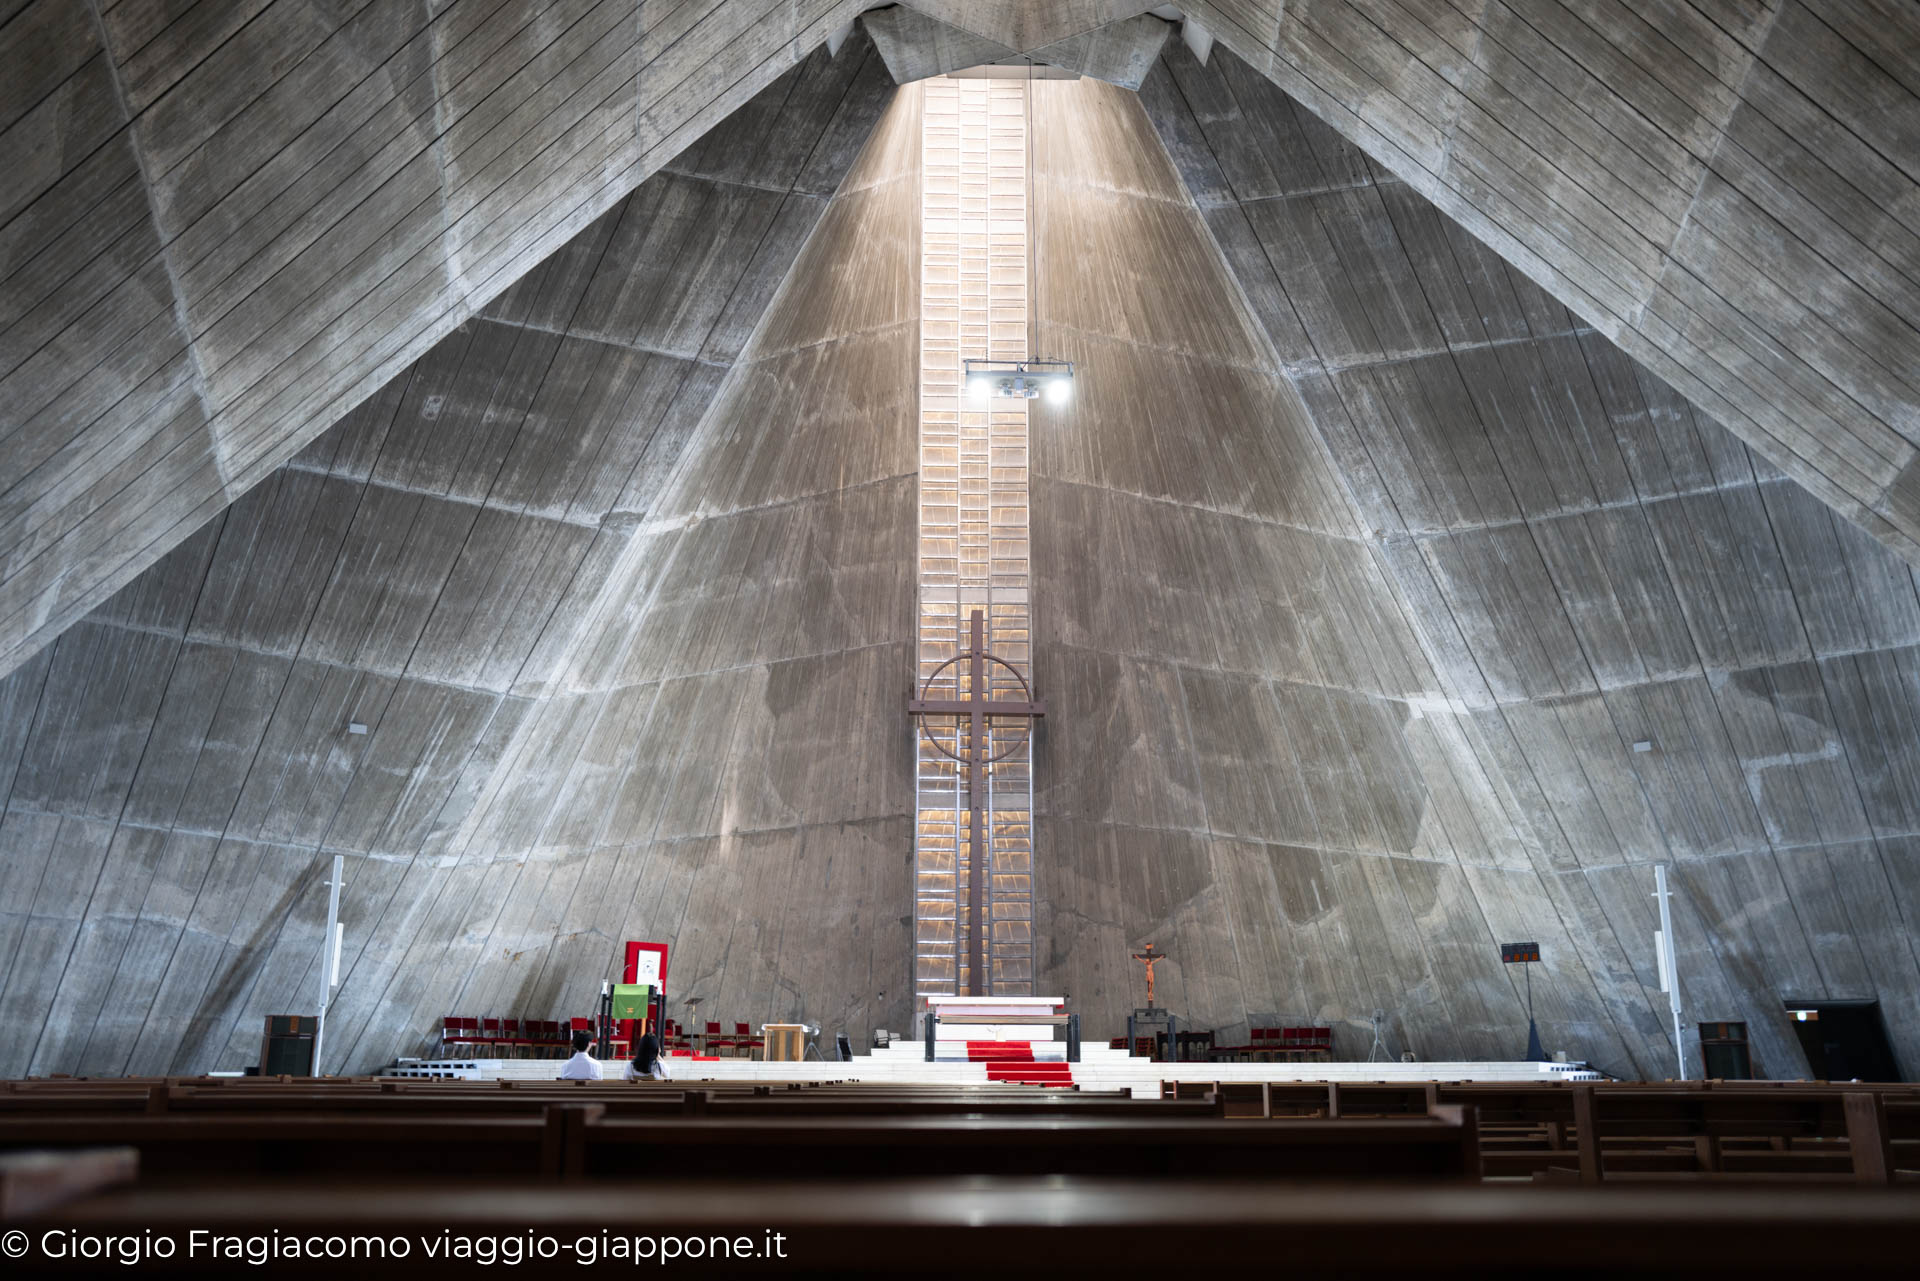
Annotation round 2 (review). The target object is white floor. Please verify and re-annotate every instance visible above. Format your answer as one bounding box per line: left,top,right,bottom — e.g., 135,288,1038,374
385,1040,1599,1093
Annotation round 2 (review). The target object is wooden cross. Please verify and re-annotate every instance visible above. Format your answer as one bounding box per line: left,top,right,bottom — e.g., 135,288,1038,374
909,609,1045,996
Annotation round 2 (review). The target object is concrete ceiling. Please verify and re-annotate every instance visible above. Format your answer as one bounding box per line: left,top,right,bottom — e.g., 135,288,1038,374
0,0,870,681
1119,43,1920,1076
3,3,1920,1077
4,1,1917,679
0,32,901,1075
1171,0,1920,568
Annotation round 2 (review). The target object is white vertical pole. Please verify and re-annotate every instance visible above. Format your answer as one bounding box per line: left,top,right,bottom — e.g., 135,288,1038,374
312,854,344,1076
1654,863,1686,1080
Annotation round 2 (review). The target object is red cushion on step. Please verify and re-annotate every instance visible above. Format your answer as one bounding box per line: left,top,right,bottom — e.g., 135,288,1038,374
981,1065,1063,1073
984,1062,1073,1081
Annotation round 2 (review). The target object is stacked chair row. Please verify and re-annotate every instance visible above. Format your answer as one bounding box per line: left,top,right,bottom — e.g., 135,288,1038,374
1105,1026,1336,1063
440,1017,601,1059
687,1022,766,1058
440,1018,774,1062
1213,1026,1335,1062
657,1022,769,1060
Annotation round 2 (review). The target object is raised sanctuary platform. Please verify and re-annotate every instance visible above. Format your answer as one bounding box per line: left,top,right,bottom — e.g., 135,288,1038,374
384,1040,1599,1089
392,995,1599,1087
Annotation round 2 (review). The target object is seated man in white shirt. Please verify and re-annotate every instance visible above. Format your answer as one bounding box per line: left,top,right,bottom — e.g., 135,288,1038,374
624,1033,672,1081
557,1029,601,1079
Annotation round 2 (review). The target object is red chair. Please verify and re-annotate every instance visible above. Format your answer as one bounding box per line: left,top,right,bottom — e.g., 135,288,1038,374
1210,1032,1248,1063
703,1021,736,1056
734,1023,764,1059
478,1017,504,1056
442,1017,483,1058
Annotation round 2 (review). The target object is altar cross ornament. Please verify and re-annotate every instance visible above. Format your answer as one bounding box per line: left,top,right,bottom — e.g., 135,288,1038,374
1131,943,1167,1009
909,609,1045,995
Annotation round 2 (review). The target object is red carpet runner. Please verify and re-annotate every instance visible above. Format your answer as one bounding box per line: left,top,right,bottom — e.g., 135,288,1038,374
966,1041,1074,1087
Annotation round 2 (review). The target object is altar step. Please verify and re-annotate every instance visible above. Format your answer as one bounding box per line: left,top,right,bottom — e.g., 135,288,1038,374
390,1041,1597,1090
895,1038,1073,1065
985,1062,1074,1085
967,1040,1076,1087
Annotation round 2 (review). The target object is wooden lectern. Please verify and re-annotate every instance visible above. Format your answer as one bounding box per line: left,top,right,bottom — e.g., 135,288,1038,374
762,1024,806,1062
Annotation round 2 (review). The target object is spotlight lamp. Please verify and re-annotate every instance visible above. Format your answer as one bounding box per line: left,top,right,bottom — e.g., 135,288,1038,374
962,358,1074,404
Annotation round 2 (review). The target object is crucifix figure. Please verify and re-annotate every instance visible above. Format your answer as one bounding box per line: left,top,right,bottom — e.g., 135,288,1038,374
909,608,1045,996
1131,943,1167,1009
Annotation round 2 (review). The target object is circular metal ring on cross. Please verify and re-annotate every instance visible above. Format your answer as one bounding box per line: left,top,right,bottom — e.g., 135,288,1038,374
913,650,1035,765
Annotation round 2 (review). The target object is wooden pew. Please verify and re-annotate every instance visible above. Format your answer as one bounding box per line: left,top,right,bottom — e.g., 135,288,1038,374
30,1179,1920,1277
6,1077,1908,1188
0,1107,1481,1184
1165,1081,1440,1119
0,1083,1227,1121
1558,1084,1898,1184
581,1111,1479,1180
0,1148,137,1219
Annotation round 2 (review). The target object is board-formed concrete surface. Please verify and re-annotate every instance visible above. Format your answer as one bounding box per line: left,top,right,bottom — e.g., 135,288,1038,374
12,2,1920,685
1132,46,1920,1078
862,4,1171,88
4,10,1920,1082
0,0,871,681
1175,0,1920,566
373,68,924,1070
1025,75,1659,1070
0,34,905,1077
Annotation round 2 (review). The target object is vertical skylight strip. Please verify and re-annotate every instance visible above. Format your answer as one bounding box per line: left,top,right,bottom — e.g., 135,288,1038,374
914,77,1033,997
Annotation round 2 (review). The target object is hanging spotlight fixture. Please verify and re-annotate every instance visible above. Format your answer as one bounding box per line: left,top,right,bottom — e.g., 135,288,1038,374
962,357,1074,403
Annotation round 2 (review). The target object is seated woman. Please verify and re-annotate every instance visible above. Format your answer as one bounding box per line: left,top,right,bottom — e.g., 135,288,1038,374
625,1033,672,1081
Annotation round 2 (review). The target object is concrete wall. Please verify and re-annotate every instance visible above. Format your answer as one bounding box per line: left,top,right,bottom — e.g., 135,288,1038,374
0,0,870,682
1178,0,1920,567
0,38,904,1076
386,75,924,1059
8,14,1920,1079
1135,41,1920,1078
238,0,1920,578
1026,76,1658,1069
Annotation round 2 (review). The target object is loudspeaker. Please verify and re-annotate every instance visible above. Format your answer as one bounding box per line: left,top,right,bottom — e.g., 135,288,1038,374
260,1015,315,1076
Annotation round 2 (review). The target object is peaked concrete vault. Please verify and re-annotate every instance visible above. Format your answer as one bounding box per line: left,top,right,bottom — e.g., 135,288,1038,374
2,4,1919,1081
11,2,1920,686
0,34,909,1075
